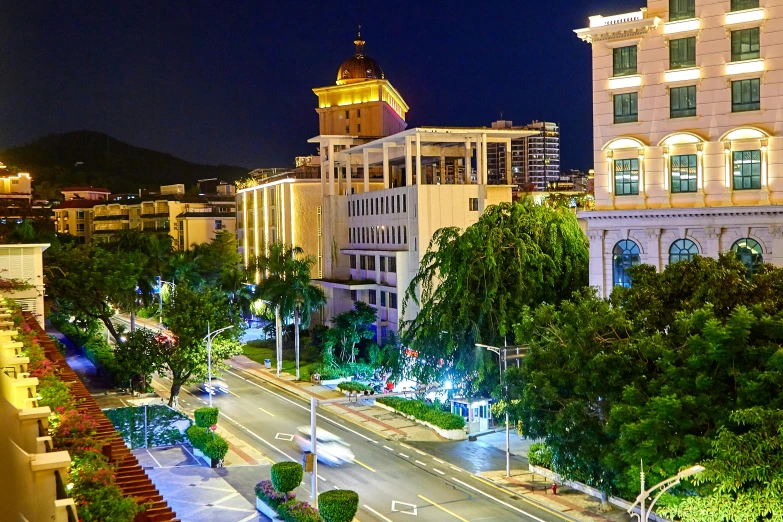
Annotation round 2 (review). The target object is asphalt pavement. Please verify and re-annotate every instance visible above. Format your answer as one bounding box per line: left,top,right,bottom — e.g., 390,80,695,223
154,366,577,522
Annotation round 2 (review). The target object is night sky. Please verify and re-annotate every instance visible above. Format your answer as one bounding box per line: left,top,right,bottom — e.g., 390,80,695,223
1,0,640,172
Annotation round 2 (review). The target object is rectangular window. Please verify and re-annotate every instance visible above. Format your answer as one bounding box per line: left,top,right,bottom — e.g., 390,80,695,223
367,256,376,271
396,195,400,212
357,124,361,133
385,196,389,213
469,198,479,211
389,293,398,310
371,227,375,243
360,255,366,269
345,110,350,119
76,210,85,219
614,158,640,196
613,46,637,77
670,85,697,118
368,291,376,305
613,92,638,124
669,0,695,21
733,150,761,190
357,109,361,118
388,257,397,273
380,292,386,307
669,37,696,69
732,78,761,112
76,223,85,232
346,125,350,134
63,223,70,233
403,194,407,212
731,28,760,62
214,220,222,230
671,154,698,193
350,255,356,269
350,290,357,301
392,227,396,243
380,257,386,272
731,0,758,11
390,196,394,213
403,226,407,243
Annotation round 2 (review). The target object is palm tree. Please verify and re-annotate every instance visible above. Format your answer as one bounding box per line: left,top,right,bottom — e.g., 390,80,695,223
167,250,204,288
290,255,325,379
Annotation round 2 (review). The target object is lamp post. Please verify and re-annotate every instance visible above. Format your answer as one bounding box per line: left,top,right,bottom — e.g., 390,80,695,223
157,278,176,325
628,462,705,522
204,322,234,408
476,342,528,478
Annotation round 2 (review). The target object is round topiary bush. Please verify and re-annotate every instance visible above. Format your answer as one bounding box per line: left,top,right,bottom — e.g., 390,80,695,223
204,434,229,460
318,489,359,522
194,407,219,428
270,461,303,500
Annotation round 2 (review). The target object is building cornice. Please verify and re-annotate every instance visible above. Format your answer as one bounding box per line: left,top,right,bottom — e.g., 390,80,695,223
579,205,783,222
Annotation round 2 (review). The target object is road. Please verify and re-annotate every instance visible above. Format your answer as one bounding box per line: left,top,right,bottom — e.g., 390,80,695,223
112,315,572,522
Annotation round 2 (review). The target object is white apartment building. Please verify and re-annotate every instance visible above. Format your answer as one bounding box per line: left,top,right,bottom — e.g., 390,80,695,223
575,0,783,296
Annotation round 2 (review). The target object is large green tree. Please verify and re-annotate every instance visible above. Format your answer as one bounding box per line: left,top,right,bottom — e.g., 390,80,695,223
400,200,588,393
512,254,783,518
160,284,243,406
324,301,377,365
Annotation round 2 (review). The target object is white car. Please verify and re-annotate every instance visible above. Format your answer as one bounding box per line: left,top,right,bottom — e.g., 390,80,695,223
294,425,355,466
199,378,229,395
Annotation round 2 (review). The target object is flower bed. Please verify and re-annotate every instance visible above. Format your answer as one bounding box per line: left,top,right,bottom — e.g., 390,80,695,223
336,381,372,394
376,397,466,430
255,480,322,522
104,404,191,449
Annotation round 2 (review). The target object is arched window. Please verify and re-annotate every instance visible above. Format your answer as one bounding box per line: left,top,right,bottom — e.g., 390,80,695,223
731,238,763,276
669,239,699,264
613,240,640,288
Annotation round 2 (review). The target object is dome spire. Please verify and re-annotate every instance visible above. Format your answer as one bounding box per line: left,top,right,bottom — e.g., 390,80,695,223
354,25,365,57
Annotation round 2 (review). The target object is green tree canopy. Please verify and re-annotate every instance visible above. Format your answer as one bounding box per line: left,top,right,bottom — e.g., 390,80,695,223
324,301,377,365
400,199,588,394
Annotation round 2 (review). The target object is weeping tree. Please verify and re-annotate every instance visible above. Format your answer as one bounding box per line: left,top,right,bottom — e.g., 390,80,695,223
400,200,588,394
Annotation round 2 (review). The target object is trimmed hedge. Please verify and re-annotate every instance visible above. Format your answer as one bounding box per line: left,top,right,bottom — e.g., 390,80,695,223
336,382,372,394
376,397,466,430
271,462,304,497
318,490,359,522
186,425,209,450
528,442,554,469
194,407,219,428
204,436,229,460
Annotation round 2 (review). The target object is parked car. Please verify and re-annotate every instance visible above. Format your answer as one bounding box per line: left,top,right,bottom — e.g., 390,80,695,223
198,378,229,395
294,425,355,466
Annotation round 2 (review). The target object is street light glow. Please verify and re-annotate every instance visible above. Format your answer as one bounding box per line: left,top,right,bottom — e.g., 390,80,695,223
677,465,705,479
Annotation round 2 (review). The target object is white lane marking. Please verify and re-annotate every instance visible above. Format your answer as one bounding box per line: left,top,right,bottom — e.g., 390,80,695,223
399,443,414,450
219,411,297,462
275,433,295,441
433,468,445,475
146,449,163,468
433,458,445,464
415,450,426,456
451,466,462,472
391,500,417,515
383,445,394,451
258,407,275,417
399,453,409,458
226,368,379,443
318,475,326,481
363,505,393,522
415,460,427,466
452,478,546,522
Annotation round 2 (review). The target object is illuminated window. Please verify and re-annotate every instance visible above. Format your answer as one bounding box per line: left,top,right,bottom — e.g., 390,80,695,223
731,0,758,10
614,158,639,195
731,238,763,276
670,86,696,118
669,37,696,69
732,150,761,190
731,28,760,62
670,0,695,21
671,154,697,193
469,198,479,211
732,79,760,112
613,46,637,77
669,239,699,264
613,93,638,123
613,240,640,288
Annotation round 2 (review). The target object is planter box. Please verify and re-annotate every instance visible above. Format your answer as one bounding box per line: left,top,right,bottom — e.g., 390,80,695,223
321,376,352,386
256,497,282,521
528,464,670,522
375,402,467,440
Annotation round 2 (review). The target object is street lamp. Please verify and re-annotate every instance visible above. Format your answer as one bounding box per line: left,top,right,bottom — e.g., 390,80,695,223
476,342,528,478
204,322,234,408
156,278,176,325
628,461,705,522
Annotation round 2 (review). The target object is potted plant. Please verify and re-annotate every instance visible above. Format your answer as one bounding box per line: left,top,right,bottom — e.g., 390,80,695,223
318,490,359,522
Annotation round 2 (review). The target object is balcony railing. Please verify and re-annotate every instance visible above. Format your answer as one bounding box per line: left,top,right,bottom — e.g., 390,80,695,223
589,10,645,28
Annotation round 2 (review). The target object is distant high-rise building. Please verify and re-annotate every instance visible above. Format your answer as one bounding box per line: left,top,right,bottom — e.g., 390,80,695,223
486,120,560,195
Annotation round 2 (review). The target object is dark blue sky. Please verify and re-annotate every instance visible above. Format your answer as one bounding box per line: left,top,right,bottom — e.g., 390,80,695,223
1,0,640,172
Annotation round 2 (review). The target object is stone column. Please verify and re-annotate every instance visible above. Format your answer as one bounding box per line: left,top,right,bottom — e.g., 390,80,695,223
383,143,391,189
328,143,336,196
416,136,422,186
770,225,783,267
505,139,513,185
464,139,472,184
405,136,413,187
588,229,606,297
704,226,721,259
645,228,662,272
346,158,352,197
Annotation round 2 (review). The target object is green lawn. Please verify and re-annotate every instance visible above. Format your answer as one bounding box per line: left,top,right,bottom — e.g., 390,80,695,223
242,339,320,381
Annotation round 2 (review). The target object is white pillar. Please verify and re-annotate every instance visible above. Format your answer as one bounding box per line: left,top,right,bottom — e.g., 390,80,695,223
320,145,327,197
328,143,336,196
464,139,472,184
588,229,606,297
363,149,370,192
645,228,661,272
346,158,352,197
415,135,422,186
383,143,390,189
405,136,413,187
481,134,488,185
505,138,512,185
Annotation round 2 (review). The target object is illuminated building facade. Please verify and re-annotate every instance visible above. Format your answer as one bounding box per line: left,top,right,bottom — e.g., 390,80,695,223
575,0,783,296
487,120,561,195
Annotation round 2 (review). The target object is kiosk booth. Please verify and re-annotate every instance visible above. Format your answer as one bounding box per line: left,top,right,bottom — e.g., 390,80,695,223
451,397,494,435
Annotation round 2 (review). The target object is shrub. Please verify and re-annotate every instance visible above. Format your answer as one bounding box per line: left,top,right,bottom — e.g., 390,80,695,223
318,490,359,522
204,434,229,460
336,382,372,394
528,443,554,469
271,461,303,500
255,479,292,509
278,499,322,522
376,397,466,430
194,407,219,428
186,425,209,451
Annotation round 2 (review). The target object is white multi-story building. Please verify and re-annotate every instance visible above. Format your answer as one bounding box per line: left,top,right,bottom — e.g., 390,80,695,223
575,0,783,296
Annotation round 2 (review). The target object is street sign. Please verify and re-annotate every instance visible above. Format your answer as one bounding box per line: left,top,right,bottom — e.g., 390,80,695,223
210,424,217,432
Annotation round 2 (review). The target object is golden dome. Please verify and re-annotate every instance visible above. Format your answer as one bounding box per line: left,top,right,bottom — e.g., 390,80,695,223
336,31,385,85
